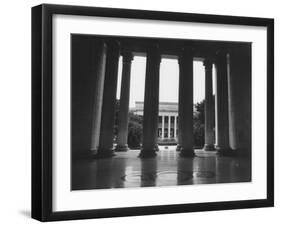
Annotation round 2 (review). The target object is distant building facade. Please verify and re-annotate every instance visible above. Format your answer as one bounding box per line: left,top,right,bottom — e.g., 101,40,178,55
133,101,178,144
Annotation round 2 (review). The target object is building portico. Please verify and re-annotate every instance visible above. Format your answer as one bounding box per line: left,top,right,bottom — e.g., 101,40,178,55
71,34,252,191
71,35,252,160
134,101,179,144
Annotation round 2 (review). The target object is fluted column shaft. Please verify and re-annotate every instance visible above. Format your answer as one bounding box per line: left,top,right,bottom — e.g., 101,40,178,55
203,59,215,151
226,46,251,156
215,50,231,154
168,116,171,138
96,41,120,158
90,41,107,154
116,52,134,151
178,47,195,157
174,117,176,137
227,52,238,151
139,45,161,158
161,116,165,139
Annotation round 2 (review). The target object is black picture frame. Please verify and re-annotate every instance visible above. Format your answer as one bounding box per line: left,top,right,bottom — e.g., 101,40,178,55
32,3,274,222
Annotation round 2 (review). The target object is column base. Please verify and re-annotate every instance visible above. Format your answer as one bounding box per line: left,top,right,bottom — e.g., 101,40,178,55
203,144,216,151
216,146,237,157
155,144,160,152
94,148,115,159
115,144,129,152
139,148,157,158
179,148,195,158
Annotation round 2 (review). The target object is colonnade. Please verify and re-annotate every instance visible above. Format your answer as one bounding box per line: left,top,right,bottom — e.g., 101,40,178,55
158,115,178,139
89,39,243,158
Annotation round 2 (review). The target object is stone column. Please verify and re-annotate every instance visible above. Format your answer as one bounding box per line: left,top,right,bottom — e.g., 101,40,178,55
178,47,195,157
139,44,161,158
115,52,134,152
226,45,251,156
203,59,215,151
90,41,107,154
227,52,238,151
168,115,171,138
215,50,231,155
174,116,176,138
171,116,174,138
161,116,165,139
176,117,181,150
96,40,120,158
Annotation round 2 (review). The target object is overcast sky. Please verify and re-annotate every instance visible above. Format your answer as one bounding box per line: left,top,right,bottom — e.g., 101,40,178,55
116,56,208,108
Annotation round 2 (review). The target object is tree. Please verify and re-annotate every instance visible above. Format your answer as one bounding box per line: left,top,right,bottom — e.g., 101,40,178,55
193,100,205,148
114,99,143,148
127,112,143,148
193,96,215,148
114,99,120,137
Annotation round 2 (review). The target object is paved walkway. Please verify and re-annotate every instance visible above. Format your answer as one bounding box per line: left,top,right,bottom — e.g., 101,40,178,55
72,147,251,190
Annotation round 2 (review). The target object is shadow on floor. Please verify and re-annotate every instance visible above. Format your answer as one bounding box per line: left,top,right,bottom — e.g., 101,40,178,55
72,149,251,190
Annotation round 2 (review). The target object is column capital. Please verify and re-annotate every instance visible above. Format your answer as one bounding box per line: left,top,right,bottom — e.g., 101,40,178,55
203,59,213,71
105,40,120,53
214,49,228,66
146,43,161,64
122,51,134,63
97,39,107,50
215,48,229,59
178,46,194,65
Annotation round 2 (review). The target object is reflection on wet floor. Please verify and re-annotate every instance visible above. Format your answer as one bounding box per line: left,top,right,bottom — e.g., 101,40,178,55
72,148,251,190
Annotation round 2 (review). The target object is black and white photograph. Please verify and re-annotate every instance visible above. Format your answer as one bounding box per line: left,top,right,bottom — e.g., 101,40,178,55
71,34,252,190
30,3,274,222
0,0,279,225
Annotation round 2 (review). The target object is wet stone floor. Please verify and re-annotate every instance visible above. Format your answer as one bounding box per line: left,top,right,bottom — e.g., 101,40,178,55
72,147,251,190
